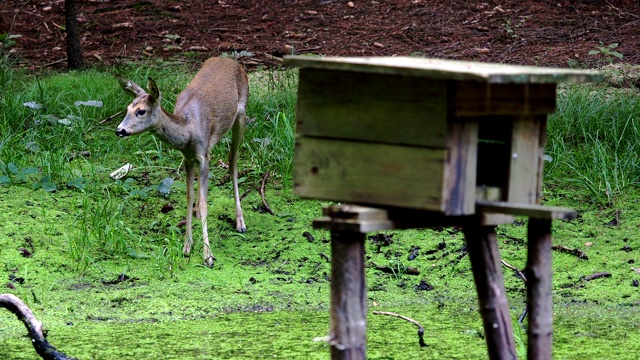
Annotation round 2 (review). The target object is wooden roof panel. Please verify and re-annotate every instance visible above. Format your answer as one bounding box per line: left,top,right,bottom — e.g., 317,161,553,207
284,56,603,84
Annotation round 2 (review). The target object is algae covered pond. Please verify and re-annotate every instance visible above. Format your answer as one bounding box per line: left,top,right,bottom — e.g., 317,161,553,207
1,66,640,358
2,303,639,359
1,183,639,359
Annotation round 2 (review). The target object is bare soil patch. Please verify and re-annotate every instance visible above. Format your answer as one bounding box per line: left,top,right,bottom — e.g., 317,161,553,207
1,0,639,70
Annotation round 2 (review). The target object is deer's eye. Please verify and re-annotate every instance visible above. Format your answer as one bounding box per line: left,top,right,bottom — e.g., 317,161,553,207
136,109,146,116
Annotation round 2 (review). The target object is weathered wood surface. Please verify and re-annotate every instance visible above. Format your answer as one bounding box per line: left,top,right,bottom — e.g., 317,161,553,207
297,68,447,148
284,56,603,84
452,82,557,116
526,218,554,360
329,230,367,360
444,118,478,215
314,205,515,231
507,115,546,204
476,201,578,220
463,226,517,360
294,137,448,211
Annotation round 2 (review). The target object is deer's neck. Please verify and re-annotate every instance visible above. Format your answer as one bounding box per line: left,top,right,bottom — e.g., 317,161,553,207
152,108,191,151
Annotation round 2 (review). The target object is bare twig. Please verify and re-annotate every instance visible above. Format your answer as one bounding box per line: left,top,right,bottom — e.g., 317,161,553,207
239,187,253,201
85,109,126,133
1,294,75,360
373,311,427,347
552,245,588,260
40,58,66,68
501,259,527,283
259,171,275,215
501,259,528,326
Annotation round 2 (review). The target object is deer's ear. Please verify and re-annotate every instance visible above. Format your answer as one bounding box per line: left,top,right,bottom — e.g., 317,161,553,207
116,75,145,98
147,77,161,103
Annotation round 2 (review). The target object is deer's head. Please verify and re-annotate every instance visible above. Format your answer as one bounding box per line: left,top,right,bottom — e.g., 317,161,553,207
115,75,162,137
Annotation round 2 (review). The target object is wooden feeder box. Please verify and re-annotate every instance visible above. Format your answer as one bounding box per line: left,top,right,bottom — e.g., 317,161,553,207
287,56,601,215
284,56,602,360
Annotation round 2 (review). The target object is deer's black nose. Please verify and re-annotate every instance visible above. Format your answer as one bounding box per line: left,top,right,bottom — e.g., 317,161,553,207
116,128,130,137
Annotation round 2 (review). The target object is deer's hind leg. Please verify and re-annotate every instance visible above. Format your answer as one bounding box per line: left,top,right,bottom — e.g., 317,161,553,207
230,106,247,233
183,161,196,256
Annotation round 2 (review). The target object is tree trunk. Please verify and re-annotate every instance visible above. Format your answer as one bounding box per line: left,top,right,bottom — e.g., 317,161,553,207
65,0,85,70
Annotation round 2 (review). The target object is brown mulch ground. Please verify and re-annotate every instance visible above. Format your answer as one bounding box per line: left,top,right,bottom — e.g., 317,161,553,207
1,0,639,71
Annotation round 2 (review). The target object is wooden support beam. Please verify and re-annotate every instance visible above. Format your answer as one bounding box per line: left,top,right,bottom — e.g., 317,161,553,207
329,230,367,360
526,218,553,360
476,201,577,220
463,225,517,360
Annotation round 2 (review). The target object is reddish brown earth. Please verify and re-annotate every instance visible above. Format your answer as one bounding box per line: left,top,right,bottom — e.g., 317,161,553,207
1,0,639,71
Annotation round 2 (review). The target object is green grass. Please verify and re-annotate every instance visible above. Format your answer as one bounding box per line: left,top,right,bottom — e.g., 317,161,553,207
1,59,639,359
0,61,299,268
546,84,640,206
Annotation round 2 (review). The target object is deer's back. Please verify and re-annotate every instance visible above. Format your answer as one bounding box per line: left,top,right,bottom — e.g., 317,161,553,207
175,57,248,127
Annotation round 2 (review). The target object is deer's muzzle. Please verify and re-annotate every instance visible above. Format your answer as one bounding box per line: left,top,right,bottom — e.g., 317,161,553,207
115,128,130,137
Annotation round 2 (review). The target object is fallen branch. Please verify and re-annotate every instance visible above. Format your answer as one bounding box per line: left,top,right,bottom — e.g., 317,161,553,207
85,109,126,133
373,311,427,347
0,294,75,360
259,171,275,215
372,263,420,276
501,259,527,283
552,245,588,260
500,259,527,326
583,272,612,281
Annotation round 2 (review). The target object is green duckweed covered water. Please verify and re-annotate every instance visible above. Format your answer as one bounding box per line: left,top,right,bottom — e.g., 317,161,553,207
1,69,639,359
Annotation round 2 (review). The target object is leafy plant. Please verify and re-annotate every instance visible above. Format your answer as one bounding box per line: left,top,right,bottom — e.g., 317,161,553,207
502,18,526,40
588,42,623,64
0,32,21,56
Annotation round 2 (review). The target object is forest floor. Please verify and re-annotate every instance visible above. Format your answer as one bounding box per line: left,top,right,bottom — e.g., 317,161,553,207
2,0,640,70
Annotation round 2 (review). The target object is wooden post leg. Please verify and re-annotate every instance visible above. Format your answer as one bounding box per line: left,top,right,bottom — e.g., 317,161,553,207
526,218,553,360
463,225,517,360
330,230,367,360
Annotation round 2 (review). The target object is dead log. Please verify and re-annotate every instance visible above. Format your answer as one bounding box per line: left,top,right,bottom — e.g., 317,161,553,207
0,294,75,360
583,272,612,281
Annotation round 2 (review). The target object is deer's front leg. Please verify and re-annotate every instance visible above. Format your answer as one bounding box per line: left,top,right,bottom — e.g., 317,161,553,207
230,110,247,233
183,162,196,256
198,159,214,267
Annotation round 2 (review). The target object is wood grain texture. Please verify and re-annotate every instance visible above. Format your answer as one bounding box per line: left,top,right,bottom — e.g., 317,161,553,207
526,218,554,360
476,201,577,220
463,226,518,360
296,68,447,148
294,137,447,211
507,115,545,204
443,118,478,215
285,56,603,84
452,83,557,116
330,230,367,360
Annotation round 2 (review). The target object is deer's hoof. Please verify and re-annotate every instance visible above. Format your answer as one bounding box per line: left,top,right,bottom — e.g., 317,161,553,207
236,219,246,233
204,255,216,267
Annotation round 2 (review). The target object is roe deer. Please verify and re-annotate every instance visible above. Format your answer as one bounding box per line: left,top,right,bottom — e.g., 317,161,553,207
115,57,249,267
